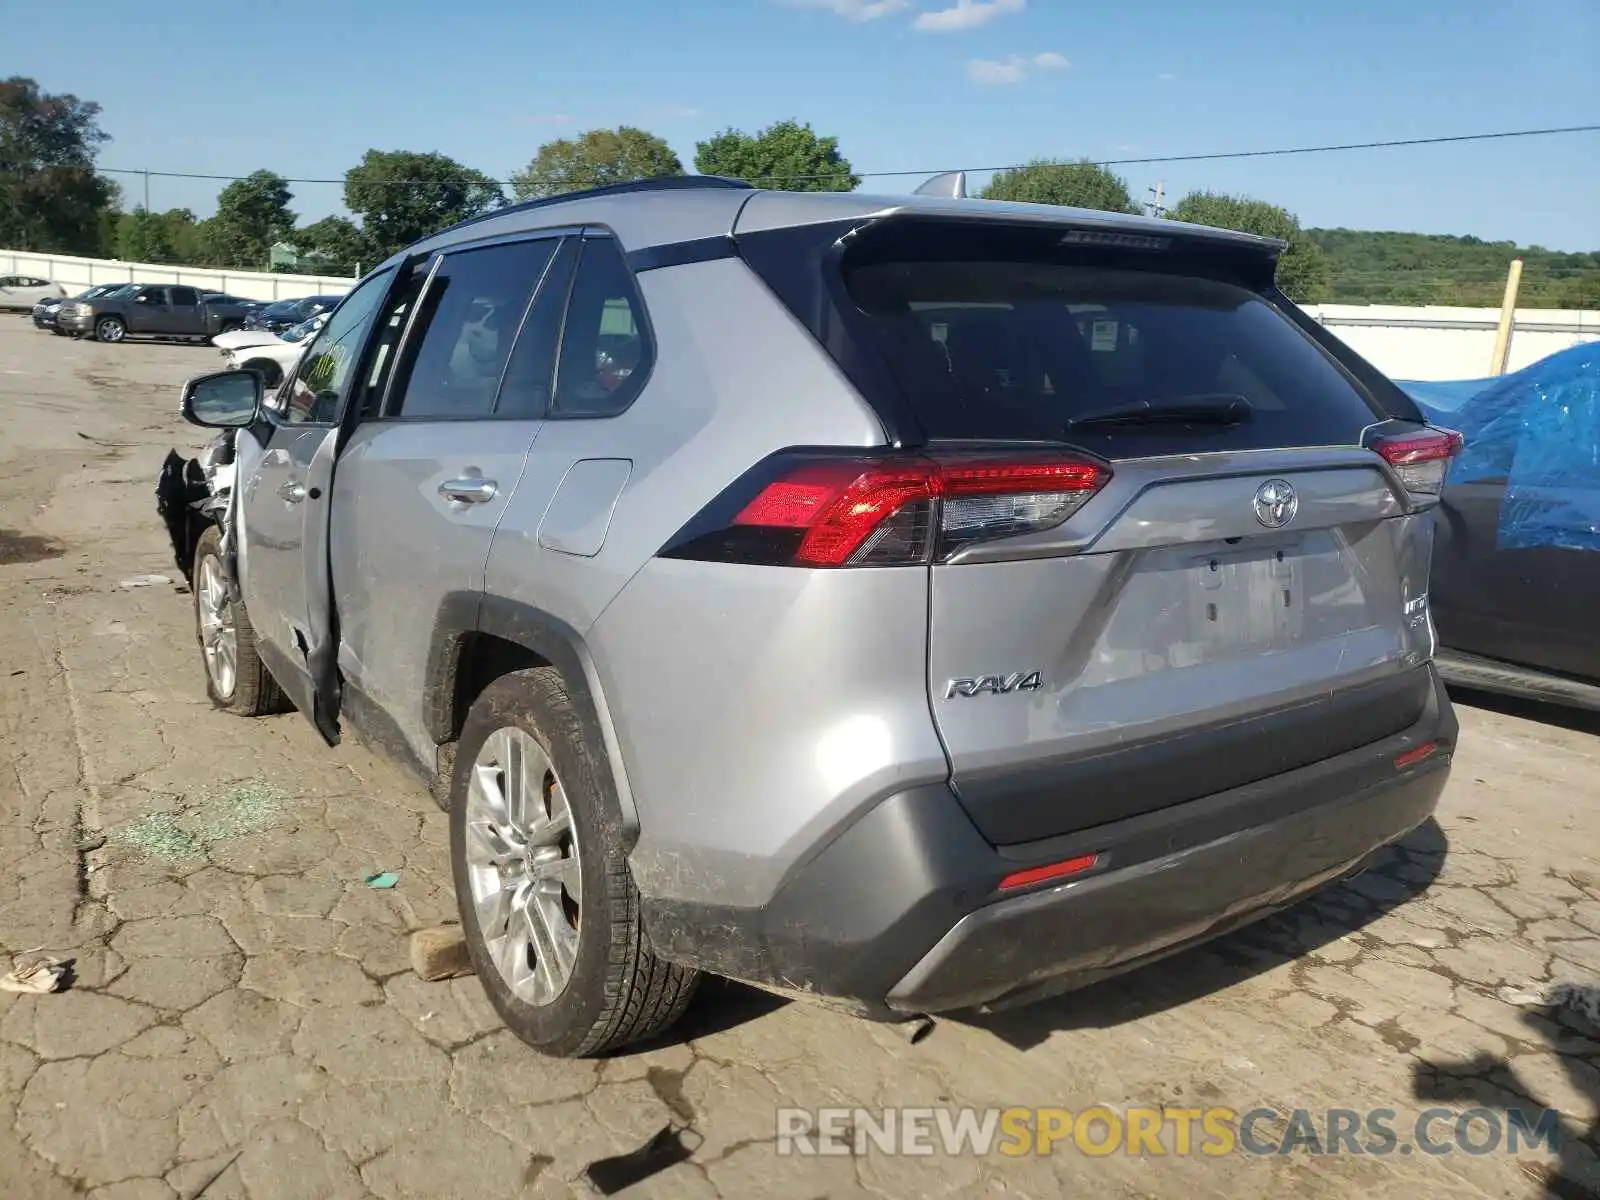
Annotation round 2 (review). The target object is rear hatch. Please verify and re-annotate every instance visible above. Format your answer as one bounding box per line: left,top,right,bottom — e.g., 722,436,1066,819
739,212,1455,846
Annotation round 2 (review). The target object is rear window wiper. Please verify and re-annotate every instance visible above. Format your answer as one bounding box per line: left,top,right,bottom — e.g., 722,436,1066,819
1068,394,1253,431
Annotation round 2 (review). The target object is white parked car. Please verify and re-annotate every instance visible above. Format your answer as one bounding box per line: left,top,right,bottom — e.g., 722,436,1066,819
0,274,67,312
214,312,327,386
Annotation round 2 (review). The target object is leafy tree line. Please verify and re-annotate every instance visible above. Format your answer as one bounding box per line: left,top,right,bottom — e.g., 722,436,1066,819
4,76,1594,308
1307,228,1600,309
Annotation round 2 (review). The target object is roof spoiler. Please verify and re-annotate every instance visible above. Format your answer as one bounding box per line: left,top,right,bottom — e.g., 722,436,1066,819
913,171,967,199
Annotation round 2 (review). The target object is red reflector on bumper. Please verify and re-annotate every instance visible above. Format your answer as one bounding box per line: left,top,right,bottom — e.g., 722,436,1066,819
998,854,1100,891
1394,742,1440,769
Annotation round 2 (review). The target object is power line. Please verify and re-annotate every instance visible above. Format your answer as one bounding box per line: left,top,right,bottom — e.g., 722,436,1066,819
96,123,1600,191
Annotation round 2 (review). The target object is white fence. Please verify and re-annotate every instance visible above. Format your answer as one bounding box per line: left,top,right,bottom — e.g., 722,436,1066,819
6,246,1596,381
1,248,355,303
1299,303,1595,381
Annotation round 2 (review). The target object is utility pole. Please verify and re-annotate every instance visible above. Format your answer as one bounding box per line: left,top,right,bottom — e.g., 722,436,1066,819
142,169,150,213
1146,180,1165,219
1489,258,1524,376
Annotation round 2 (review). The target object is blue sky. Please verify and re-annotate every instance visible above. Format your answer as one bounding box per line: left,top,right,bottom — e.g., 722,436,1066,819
9,0,1598,248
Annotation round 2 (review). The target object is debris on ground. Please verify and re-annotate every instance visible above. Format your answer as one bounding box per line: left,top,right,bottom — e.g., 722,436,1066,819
891,1014,936,1044
1498,981,1600,1027
364,871,400,889
117,573,171,588
584,1124,701,1196
410,925,473,982
110,778,289,865
1,954,72,994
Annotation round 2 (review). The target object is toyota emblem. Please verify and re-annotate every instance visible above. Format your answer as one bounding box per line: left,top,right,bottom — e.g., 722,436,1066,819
1253,479,1299,529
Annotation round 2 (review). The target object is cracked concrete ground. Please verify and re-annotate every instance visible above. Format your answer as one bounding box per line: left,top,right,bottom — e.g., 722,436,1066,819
0,320,1596,1200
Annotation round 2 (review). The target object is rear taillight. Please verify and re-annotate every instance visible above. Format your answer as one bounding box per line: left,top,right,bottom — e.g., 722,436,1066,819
663,450,1111,567
1372,427,1464,495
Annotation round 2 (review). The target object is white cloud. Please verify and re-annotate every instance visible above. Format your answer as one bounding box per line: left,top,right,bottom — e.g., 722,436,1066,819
1158,71,1177,81
968,56,1029,85
652,104,702,119
968,51,1068,85
783,0,909,21
915,0,1024,32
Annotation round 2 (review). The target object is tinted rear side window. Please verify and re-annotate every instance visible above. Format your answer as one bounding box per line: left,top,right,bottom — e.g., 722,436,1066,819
741,217,1386,456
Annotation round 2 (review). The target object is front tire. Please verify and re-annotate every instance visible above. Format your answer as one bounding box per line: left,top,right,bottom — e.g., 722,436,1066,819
94,315,126,343
192,527,285,715
450,668,699,1057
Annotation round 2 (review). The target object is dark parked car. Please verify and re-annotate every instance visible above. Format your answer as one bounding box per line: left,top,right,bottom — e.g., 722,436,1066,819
33,284,131,332
243,294,343,334
1403,343,1600,710
203,292,265,311
56,284,256,343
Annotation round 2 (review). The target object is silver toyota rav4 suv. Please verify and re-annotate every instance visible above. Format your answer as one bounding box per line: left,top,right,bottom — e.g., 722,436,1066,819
174,175,1461,1057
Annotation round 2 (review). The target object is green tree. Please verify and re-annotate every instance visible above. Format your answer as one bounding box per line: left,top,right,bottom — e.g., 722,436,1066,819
511,127,682,200
117,207,173,262
295,215,368,274
0,76,117,254
694,120,858,191
1306,228,1600,307
206,170,295,268
979,159,1138,214
1169,191,1330,302
345,150,503,259
118,207,205,264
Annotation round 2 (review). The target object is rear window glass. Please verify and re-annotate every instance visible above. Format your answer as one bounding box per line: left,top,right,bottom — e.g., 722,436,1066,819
842,253,1380,452
819,222,1382,454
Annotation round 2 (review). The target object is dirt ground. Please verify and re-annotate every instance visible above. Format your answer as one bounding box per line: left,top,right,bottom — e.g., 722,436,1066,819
0,318,1596,1200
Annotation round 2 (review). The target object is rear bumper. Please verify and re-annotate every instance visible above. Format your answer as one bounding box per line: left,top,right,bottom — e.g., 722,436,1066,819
640,665,1455,1017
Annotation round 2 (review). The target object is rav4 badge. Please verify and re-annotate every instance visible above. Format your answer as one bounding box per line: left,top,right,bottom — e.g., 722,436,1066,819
945,671,1044,699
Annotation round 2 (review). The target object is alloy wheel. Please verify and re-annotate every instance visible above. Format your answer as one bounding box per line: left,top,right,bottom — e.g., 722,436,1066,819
197,555,237,699
464,726,582,1006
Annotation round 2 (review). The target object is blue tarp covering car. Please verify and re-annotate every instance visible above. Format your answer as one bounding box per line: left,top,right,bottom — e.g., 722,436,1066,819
1397,342,1600,708
1399,342,1600,553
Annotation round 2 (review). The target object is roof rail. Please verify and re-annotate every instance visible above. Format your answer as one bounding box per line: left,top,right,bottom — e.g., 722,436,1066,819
430,174,754,241
913,171,967,199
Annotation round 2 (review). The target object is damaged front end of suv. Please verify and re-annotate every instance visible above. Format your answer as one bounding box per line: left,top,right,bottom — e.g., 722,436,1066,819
156,430,238,583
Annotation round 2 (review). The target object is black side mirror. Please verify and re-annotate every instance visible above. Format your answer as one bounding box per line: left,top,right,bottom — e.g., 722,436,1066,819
182,370,262,428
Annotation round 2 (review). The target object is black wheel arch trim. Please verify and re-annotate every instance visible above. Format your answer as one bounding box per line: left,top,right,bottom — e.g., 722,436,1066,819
423,592,639,833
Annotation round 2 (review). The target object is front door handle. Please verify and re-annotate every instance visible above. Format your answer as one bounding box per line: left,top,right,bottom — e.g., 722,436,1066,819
439,478,498,505
277,479,307,504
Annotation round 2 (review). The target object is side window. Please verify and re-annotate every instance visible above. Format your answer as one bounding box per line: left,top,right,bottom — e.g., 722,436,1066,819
170,286,199,306
278,269,396,425
135,287,165,304
388,239,556,421
495,238,579,418
551,238,653,418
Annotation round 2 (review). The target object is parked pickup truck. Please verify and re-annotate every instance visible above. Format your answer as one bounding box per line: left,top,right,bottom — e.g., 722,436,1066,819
57,284,255,344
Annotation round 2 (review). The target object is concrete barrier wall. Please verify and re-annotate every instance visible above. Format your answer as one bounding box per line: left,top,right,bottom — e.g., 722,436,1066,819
1,248,355,303
6,247,1596,381
1299,304,1596,380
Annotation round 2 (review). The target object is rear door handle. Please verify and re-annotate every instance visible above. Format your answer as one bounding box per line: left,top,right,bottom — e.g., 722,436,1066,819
439,478,498,504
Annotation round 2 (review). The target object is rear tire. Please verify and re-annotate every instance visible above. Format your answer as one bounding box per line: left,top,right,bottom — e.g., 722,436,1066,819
218,319,243,334
94,315,125,343
192,526,286,716
450,667,700,1057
